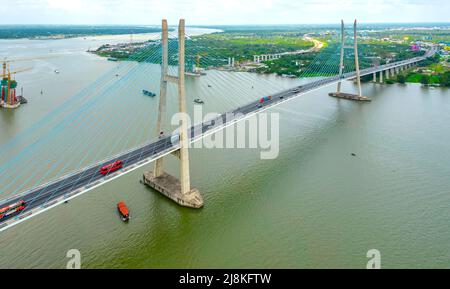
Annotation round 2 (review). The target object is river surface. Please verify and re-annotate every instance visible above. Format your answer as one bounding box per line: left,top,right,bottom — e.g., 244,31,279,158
0,32,449,268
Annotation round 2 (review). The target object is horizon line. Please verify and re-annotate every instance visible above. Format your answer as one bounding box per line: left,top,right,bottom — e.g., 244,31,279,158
0,21,450,26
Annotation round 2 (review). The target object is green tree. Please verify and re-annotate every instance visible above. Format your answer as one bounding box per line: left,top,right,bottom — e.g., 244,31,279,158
397,74,406,84
420,75,430,86
440,71,450,87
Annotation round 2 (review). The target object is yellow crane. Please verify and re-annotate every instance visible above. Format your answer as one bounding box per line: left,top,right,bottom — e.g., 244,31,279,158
1,55,51,108
1,61,32,108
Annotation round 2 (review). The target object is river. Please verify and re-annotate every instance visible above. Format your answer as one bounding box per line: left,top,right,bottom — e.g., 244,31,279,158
0,32,449,268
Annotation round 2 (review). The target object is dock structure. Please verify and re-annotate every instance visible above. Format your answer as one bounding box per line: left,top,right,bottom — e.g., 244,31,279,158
143,19,203,208
330,19,371,102
142,172,203,208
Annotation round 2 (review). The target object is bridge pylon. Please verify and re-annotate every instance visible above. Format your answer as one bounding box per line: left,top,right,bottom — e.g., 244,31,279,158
142,19,203,209
329,19,371,102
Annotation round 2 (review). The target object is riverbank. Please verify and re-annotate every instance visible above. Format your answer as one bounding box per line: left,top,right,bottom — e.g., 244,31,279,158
0,25,163,40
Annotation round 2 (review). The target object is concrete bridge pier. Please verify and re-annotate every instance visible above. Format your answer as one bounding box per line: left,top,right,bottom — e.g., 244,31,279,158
373,72,377,82
329,19,370,102
379,70,383,83
143,19,203,209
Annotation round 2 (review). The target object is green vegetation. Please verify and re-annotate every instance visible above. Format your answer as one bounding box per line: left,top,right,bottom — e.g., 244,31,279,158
91,24,449,86
420,75,430,85
258,42,424,77
0,25,162,39
440,71,450,86
96,29,316,69
383,54,450,86
397,74,406,84
364,26,450,44
185,31,314,64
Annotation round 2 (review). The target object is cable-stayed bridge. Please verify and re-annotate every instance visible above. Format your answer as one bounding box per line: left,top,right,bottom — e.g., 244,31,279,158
0,19,438,232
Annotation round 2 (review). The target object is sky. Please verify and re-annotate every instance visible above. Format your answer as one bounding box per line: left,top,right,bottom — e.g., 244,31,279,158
0,0,448,25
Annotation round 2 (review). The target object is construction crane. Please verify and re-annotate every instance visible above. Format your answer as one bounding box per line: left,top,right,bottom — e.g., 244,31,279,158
0,55,53,108
1,61,32,108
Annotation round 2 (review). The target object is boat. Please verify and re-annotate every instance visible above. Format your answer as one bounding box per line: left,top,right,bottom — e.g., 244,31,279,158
185,72,201,77
142,90,156,97
194,98,204,104
107,57,118,62
54,70,60,74
117,201,130,221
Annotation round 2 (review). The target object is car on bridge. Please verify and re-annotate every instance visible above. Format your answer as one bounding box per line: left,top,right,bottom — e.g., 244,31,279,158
99,160,123,175
0,200,27,220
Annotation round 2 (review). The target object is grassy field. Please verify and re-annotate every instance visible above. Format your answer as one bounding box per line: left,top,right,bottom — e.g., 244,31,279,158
405,73,441,84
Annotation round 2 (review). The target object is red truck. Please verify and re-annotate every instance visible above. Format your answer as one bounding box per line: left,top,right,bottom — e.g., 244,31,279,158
258,95,272,107
0,200,26,220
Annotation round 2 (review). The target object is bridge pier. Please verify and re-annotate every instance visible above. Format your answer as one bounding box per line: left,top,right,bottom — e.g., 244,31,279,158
143,19,203,209
330,19,370,102
379,70,383,83
373,72,377,83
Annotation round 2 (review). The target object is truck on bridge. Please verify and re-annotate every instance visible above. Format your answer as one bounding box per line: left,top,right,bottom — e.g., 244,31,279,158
0,200,27,220
258,95,273,107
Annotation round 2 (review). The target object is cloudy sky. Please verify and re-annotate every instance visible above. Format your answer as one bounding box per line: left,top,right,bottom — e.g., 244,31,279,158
0,0,448,25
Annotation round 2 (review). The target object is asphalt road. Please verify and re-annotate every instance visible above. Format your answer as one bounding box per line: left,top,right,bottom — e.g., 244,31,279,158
0,47,436,225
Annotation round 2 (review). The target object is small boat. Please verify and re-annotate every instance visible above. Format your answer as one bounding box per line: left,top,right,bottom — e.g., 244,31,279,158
194,98,204,104
117,201,130,222
207,84,212,88
54,70,60,74
142,90,156,97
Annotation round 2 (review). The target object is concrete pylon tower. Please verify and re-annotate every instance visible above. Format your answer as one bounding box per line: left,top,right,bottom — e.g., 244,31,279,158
153,19,169,178
353,19,363,97
143,19,203,209
329,19,370,102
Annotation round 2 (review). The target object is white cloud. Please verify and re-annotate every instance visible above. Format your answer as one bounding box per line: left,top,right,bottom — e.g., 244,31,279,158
0,0,448,24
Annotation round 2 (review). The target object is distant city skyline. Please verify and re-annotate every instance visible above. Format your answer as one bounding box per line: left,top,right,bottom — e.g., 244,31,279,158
0,0,448,25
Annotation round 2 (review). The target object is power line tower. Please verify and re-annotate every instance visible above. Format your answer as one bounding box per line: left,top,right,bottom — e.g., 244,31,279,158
143,19,203,208
329,19,370,102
